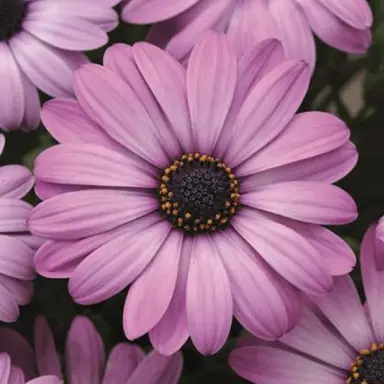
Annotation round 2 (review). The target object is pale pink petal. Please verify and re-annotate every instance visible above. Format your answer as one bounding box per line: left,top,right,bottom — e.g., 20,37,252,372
226,0,280,58
0,283,19,322
122,42,194,151
232,209,332,295
69,221,171,304
361,224,384,341
66,316,105,384
229,344,344,384
241,181,357,225
297,0,371,53
34,143,158,189
187,31,237,154
149,238,192,355
34,214,160,279
0,199,32,233
237,111,350,177
216,39,285,157
10,31,89,98
34,317,62,378
147,0,234,62
102,43,183,160
126,351,182,384
0,328,36,380
317,0,373,29
0,43,24,131
0,235,35,280
23,9,107,51
0,276,32,306
268,0,316,69
122,0,199,23
186,236,233,355
27,376,62,384
240,142,358,191
41,99,124,152
124,230,183,339
34,181,82,201
102,344,145,384
0,354,11,383
28,0,119,32
0,135,4,155
281,219,356,276
312,275,374,351
20,72,40,132
215,229,301,340
281,305,356,369
73,64,169,167
224,60,310,167
9,366,24,384
28,189,157,240
0,165,34,199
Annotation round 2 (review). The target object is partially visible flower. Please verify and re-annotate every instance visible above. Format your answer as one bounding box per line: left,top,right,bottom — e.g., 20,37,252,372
0,0,121,131
0,316,182,384
122,0,372,69
0,133,39,322
30,33,357,355
230,217,384,384
0,353,59,384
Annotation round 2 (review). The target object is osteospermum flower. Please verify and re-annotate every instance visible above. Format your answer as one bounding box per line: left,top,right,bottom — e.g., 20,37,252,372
122,0,372,68
230,217,384,384
0,133,39,322
29,33,358,355
0,0,121,131
0,316,182,384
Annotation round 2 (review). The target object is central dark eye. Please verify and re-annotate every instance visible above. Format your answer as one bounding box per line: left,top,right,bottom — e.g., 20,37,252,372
159,153,240,233
348,343,384,384
0,0,27,41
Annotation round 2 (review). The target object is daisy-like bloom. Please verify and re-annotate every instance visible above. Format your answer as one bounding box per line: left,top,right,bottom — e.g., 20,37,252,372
29,33,358,355
0,133,40,322
0,0,121,132
229,217,384,384
122,0,372,69
0,316,182,383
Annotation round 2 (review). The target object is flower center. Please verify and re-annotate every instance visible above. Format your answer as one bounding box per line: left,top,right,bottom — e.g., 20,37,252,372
347,344,384,384
0,0,27,41
159,153,240,233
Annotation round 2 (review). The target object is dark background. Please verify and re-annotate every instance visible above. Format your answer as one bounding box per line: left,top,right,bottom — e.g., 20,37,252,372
1,1,384,382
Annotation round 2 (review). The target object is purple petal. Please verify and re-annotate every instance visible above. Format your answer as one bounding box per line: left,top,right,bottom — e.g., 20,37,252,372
186,236,233,355
224,59,310,167
187,31,237,154
0,165,34,199
149,238,192,355
241,181,357,225
29,190,157,240
124,230,183,339
69,221,171,304
232,209,332,295
312,276,374,351
215,229,301,340
65,316,105,384
126,351,182,384
102,343,144,384
34,317,62,378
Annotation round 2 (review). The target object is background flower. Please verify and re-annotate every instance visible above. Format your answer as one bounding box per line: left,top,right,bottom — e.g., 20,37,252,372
0,0,121,132
122,0,372,69
29,33,357,355
229,216,384,384
0,315,182,383
0,133,39,322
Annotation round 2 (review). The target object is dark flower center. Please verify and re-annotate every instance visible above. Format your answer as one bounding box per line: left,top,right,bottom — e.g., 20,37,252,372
159,153,240,233
348,344,384,384
0,0,27,41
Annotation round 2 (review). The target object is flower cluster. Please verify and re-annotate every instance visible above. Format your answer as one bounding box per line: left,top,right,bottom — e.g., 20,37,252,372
0,0,378,383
